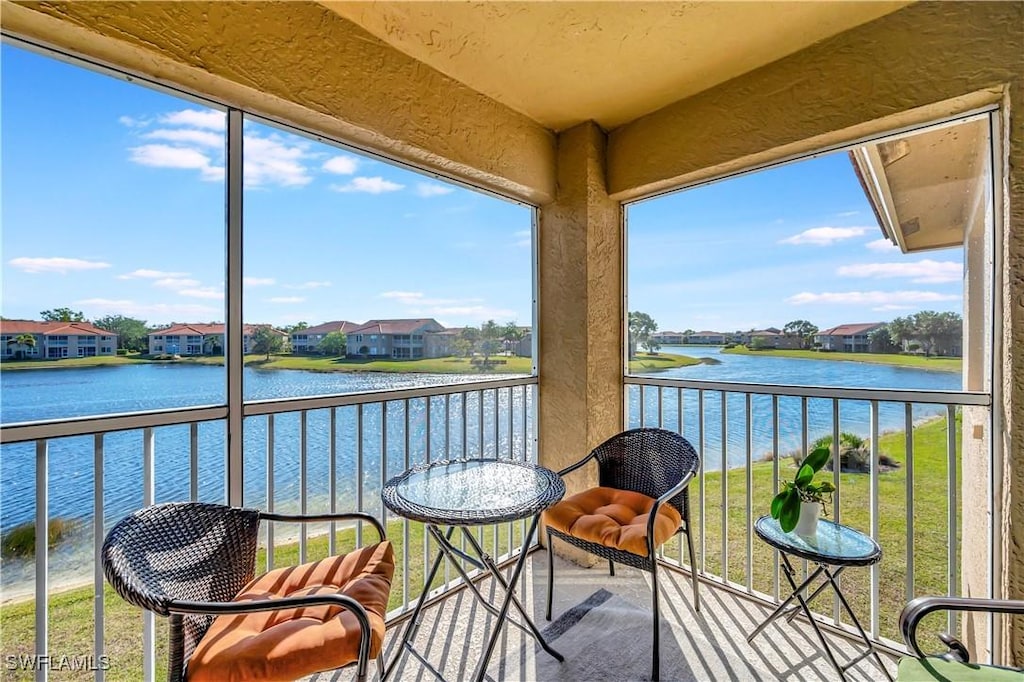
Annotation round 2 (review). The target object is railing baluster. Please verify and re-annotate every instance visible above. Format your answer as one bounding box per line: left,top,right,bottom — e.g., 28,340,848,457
801,396,809,583
461,390,468,459
678,387,685,566
381,402,388,531
403,399,410,609
93,434,105,682
329,407,337,556
698,389,705,574
478,390,484,459
721,391,728,581
34,440,48,682
267,415,275,571
299,410,307,564
189,423,199,501
639,385,646,427
870,400,881,638
356,406,364,547
832,398,841,625
946,403,958,635
657,386,664,428
905,403,915,606
142,427,155,682
745,392,753,593
772,395,780,601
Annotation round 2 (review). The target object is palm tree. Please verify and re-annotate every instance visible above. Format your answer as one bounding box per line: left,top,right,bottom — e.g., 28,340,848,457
7,334,37,359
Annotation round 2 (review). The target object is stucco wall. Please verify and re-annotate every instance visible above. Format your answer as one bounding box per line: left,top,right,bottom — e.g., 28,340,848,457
611,1,1023,660
1,0,555,204
538,122,623,551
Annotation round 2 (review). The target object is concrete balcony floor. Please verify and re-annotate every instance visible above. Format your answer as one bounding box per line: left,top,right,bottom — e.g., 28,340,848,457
315,551,899,681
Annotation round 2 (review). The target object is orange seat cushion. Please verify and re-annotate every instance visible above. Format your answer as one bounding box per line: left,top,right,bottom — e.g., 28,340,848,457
543,487,682,557
187,541,395,682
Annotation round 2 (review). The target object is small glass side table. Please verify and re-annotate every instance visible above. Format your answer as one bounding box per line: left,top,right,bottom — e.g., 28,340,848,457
748,515,893,681
381,458,566,682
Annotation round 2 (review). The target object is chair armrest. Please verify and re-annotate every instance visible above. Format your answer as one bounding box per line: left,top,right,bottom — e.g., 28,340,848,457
645,470,696,550
899,596,1024,660
556,450,598,477
168,593,373,668
261,511,387,543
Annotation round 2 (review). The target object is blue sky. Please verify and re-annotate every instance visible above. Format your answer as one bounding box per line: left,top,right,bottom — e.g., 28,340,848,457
2,44,963,333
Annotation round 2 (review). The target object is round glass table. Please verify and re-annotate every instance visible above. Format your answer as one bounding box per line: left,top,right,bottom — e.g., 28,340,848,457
380,459,566,682
748,515,892,681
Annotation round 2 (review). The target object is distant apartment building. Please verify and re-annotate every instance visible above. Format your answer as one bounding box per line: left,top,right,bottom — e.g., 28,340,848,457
148,323,287,355
652,331,686,345
687,330,727,345
291,320,361,354
423,327,466,359
347,319,445,358
1,320,118,359
744,328,804,350
814,323,885,353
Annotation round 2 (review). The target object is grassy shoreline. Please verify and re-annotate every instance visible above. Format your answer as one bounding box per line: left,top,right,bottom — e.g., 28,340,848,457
720,345,961,372
0,417,958,680
0,352,696,375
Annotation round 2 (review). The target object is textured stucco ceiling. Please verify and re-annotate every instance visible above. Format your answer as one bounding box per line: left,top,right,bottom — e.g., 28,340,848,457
321,1,909,131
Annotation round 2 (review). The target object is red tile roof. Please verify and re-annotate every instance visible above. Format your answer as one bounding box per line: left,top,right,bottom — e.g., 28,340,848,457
817,323,884,336
149,323,286,336
299,320,362,335
349,318,442,335
0,320,116,336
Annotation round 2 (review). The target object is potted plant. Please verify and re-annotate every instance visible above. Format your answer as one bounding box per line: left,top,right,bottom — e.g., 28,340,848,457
771,445,835,535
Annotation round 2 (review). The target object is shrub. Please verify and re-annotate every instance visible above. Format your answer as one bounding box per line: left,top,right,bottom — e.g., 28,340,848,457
1,517,80,558
116,348,129,356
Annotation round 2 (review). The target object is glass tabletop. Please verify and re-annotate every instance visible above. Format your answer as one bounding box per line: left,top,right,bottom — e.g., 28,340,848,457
754,515,882,566
382,459,565,526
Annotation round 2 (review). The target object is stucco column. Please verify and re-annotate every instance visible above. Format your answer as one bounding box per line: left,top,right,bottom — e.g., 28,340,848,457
537,121,623,561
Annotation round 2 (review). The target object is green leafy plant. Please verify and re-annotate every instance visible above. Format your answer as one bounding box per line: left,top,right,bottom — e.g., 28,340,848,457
770,446,835,532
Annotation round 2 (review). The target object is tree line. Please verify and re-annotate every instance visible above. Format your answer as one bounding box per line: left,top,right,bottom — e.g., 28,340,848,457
628,310,963,358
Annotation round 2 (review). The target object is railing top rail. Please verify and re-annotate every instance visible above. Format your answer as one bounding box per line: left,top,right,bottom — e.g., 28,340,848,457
1,376,538,443
624,375,991,406
243,375,537,416
0,405,229,444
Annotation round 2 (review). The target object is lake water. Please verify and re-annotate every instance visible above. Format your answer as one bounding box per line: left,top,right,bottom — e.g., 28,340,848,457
0,350,963,598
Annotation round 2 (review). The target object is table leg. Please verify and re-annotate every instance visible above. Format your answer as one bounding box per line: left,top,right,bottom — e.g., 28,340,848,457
462,527,564,660
381,525,455,682
777,554,848,681
747,562,828,643
824,567,895,681
470,514,563,682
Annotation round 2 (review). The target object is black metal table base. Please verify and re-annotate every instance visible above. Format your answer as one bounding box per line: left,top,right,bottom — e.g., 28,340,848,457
382,516,563,682
747,553,894,681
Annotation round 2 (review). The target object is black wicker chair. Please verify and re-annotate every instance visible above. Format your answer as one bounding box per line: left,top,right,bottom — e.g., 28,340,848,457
102,502,394,682
543,427,700,681
897,595,1024,680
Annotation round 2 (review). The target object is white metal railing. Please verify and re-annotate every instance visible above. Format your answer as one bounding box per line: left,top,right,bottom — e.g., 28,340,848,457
0,376,537,682
625,375,993,655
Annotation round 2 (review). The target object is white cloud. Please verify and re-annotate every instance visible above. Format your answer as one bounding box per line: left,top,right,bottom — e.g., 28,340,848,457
779,226,870,246
513,229,532,248
332,177,404,194
128,144,222,181
179,287,224,300
415,182,455,198
118,115,148,128
838,260,961,284
284,281,332,290
380,291,427,304
429,305,517,321
377,290,507,321
8,257,111,274
866,238,900,253
872,304,917,312
144,128,223,148
76,298,219,321
268,296,305,303
119,269,190,280
153,277,200,289
786,290,960,305
836,211,860,217
243,135,313,187
161,109,227,131
322,155,359,175
244,277,276,286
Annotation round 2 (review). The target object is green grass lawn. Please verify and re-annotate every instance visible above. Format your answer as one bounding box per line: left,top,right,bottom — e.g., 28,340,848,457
721,346,962,373
628,352,701,373
0,353,151,370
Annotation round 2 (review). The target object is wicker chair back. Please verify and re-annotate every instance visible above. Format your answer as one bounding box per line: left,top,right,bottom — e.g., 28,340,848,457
593,427,700,521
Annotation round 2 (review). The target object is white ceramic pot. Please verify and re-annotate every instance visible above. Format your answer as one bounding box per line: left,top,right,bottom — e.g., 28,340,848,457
794,501,819,537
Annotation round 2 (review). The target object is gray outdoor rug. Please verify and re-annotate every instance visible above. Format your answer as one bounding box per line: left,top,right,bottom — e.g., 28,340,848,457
484,588,774,681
